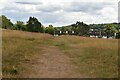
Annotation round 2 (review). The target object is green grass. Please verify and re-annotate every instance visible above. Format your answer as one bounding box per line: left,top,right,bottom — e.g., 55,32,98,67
2,30,118,78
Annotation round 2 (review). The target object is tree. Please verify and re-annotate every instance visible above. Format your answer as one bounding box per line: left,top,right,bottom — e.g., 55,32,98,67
26,17,44,32
116,31,120,39
104,24,117,38
45,25,54,35
13,21,26,31
0,15,13,29
75,21,90,36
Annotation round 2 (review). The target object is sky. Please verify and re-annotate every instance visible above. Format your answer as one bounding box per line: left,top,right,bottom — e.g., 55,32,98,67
0,0,119,27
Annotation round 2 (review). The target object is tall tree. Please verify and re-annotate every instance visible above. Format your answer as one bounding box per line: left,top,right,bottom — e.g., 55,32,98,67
0,15,13,29
26,17,44,32
104,24,116,38
75,21,90,36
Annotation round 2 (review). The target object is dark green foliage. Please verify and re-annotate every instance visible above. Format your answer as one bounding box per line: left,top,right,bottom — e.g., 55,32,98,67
0,15,13,29
26,17,44,32
45,25,54,35
76,21,90,36
116,32,120,39
89,23,120,38
89,23,120,30
59,21,90,36
104,24,116,38
13,21,26,31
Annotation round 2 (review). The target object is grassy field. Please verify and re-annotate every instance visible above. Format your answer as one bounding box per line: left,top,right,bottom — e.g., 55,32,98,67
2,29,118,78
2,29,53,78
53,36,118,77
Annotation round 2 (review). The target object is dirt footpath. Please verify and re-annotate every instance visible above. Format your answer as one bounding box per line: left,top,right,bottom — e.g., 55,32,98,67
20,46,82,78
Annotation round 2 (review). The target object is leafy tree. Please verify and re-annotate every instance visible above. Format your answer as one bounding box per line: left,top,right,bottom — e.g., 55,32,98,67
75,21,90,36
58,21,90,36
116,31,120,39
54,27,59,31
45,25,54,35
13,21,26,31
104,24,117,38
26,17,44,32
0,15,13,29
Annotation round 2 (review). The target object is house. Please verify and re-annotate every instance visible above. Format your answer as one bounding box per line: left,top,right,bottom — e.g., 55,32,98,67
54,30,62,36
54,29,117,39
54,30,75,36
89,28,116,39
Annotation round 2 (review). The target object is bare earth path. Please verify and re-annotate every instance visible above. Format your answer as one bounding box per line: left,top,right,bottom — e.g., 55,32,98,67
20,46,82,78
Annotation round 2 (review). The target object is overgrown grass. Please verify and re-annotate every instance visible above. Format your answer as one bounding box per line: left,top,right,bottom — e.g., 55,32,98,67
54,35,118,78
2,30,118,78
2,29,53,78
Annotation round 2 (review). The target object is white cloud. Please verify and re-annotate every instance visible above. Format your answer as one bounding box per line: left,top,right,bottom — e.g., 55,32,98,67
0,0,119,26
37,4,61,12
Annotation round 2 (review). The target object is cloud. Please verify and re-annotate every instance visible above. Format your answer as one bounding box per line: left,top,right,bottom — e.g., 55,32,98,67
2,2,37,13
0,0,119,26
37,4,62,12
15,1,42,5
63,2,112,14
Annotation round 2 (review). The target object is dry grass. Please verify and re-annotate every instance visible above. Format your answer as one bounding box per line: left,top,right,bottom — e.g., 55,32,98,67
2,29,53,78
54,35,118,78
2,29,118,78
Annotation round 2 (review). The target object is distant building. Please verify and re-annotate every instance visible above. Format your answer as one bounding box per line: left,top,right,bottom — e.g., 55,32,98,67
89,28,116,39
54,29,117,39
54,30,62,36
54,30,75,36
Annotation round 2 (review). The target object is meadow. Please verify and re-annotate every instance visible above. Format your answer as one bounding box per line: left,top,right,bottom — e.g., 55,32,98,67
2,29,118,78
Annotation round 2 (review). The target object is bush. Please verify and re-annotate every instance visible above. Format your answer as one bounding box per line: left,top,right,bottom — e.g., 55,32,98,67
116,32,120,39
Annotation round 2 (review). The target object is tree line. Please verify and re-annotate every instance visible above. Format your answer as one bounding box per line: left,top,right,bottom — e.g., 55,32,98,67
0,15,120,38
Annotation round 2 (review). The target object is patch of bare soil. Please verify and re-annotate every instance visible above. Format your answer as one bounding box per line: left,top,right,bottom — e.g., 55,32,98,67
20,46,82,78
